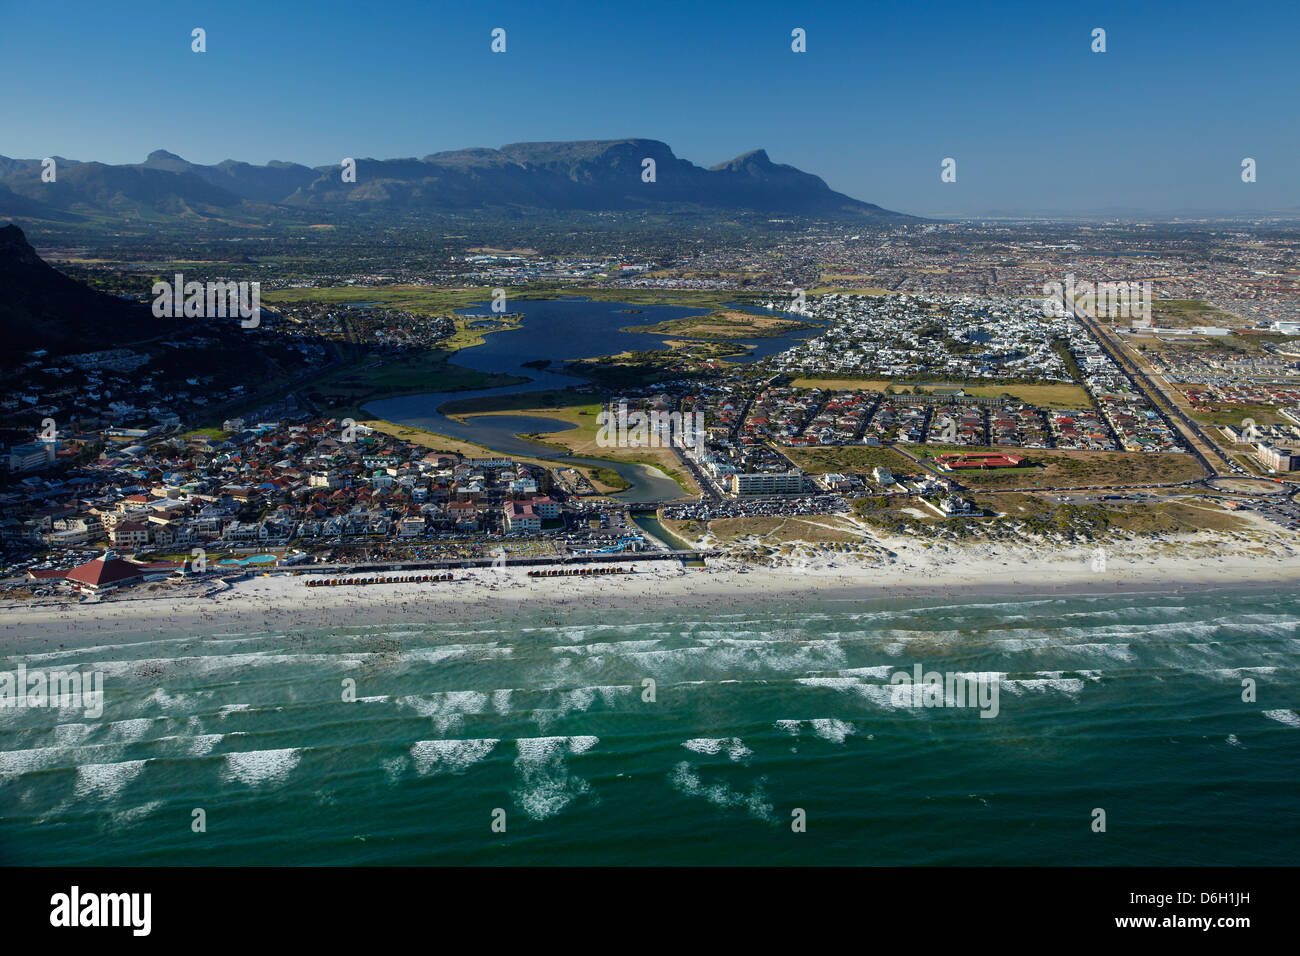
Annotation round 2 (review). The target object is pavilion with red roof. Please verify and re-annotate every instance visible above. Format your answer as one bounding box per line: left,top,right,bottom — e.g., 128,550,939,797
27,551,180,591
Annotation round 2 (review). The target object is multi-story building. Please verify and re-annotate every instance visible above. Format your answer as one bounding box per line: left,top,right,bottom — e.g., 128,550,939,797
730,469,804,496
504,500,542,533
1256,444,1296,473
109,520,151,549
7,441,57,473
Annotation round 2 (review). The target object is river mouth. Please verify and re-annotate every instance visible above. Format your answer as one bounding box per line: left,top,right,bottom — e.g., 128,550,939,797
367,399,685,502
630,512,698,554
451,413,685,503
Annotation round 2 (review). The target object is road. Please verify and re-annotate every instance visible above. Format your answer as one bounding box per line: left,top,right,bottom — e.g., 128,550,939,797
1068,303,1234,476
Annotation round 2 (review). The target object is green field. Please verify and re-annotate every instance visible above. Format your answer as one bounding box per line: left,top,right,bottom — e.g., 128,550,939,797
181,427,231,441
780,444,917,475
917,446,1207,488
1188,403,1291,428
1149,299,1235,328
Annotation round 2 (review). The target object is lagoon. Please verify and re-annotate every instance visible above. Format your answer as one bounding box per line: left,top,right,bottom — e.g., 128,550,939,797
365,298,822,500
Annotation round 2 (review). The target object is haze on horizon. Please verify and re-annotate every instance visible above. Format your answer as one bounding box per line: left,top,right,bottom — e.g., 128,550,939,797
2,0,1297,220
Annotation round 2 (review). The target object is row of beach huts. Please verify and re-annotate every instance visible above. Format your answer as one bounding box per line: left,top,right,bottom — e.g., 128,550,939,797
305,573,456,587
527,566,633,578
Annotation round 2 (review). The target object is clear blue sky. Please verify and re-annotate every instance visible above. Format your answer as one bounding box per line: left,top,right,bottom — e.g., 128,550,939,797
2,0,1296,217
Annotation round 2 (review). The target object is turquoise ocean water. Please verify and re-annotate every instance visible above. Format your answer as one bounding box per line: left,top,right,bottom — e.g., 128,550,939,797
2,587,1297,865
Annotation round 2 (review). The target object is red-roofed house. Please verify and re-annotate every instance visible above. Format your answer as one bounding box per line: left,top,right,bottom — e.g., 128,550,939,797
524,496,560,518
933,452,1026,471
504,501,541,533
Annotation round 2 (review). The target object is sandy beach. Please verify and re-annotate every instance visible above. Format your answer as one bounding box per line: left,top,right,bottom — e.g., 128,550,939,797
4,529,1297,650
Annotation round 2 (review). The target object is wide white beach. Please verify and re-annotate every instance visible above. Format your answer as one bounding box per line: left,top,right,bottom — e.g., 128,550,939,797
4,528,1297,651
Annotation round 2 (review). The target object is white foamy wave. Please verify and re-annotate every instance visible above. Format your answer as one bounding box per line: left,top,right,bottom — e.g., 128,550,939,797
398,691,489,717
1002,678,1086,696
397,691,489,734
683,737,750,761
796,676,860,692
1262,709,1300,728
532,685,633,731
613,640,848,675
150,733,223,757
50,723,94,746
682,737,722,755
0,743,125,776
993,637,1137,662
75,760,147,800
188,734,223,756
669,762,775,822
16,635,193,663
795,675,910,709
105,717,157,743
109,800,164,826
1213,667,1279,678
402,645,512,665
88,650,365,679
774,718,857,743
410,738,499,775
514,735,599,761
221,748,301,788
810,718,856,743
836,665,896,679
555,686,596,717
855,683,912,709
512,736,599,820
552,639,662,656
145,687,192,710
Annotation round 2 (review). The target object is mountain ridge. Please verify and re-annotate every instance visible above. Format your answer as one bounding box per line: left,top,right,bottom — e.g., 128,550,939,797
0,139,918,224
0,223,162,358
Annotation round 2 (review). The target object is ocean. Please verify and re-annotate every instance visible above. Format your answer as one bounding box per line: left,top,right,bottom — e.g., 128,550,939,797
2,587,1297,866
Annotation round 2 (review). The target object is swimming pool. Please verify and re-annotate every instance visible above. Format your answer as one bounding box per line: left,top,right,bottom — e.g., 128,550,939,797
217,554,278,567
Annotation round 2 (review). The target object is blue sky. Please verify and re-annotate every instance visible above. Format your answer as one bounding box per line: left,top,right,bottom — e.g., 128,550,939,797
2,0,1296,217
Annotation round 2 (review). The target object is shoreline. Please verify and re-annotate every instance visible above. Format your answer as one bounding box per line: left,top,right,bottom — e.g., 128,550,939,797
3,536,1297,650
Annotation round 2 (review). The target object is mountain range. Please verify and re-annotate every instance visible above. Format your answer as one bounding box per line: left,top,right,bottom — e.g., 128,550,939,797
0,140,915,225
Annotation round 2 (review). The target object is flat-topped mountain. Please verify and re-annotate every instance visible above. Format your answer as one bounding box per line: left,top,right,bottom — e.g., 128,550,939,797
0,140,916,224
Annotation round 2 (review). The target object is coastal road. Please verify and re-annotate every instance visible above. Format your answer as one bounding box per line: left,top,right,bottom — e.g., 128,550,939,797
1067,302,1233,477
